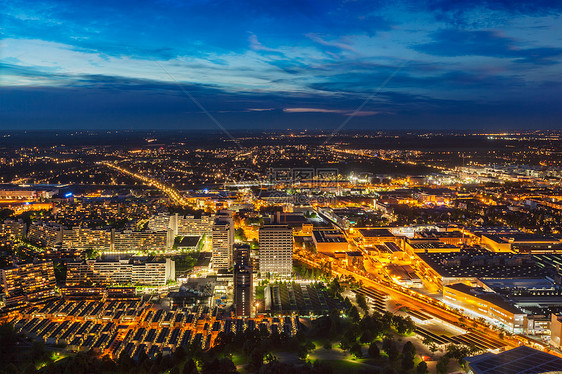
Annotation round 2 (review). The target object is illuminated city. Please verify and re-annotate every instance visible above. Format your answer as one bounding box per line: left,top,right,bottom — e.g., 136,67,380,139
2,1,562,374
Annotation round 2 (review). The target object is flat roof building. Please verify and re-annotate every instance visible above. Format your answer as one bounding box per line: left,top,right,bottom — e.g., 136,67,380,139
259,224,293,277
0,260,56,307
444,283,526,333
465,346,562,374
212,210,234,270
415,249,547,291
66,258,175,287
312,230,348,254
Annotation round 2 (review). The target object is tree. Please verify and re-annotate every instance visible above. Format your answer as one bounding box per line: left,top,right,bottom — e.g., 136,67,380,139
368,342,380,358
247,348,264,372
436,356,450,374
416,361,428,374
350,342,363,358
297,345,308,360
422,336,434,347
348,305,361,322
235,228,247,242
360,330,374,344
201,358,237,374
31,340,50,365
84,248,99,259
382,338,399,361
182,359,198,374
356,293,369,313
402,341,416,357
401,354,415,371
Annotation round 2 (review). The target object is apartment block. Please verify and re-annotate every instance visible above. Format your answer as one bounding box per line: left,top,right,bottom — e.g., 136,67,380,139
66,258,175,287
259,224,293,276
0,260,56,306
212,210,234,270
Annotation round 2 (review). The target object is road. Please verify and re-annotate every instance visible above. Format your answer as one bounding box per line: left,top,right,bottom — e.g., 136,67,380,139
294,252,523,351
102,162,189,206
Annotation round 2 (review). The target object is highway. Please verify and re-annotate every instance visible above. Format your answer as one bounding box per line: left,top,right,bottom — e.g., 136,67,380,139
102,162,189,206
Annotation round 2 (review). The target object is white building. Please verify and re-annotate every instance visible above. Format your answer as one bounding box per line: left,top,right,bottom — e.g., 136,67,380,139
212,210,234,270
259,224,293,276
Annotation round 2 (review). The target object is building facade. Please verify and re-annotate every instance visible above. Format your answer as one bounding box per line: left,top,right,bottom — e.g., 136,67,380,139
259,224,293,276
0,261,56,306
233,245,253,317
66,258,175,286
444,283,526,333
212,210,234,270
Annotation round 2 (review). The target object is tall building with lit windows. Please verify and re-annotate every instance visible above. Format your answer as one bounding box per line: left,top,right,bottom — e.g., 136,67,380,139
233,244,253,317
212,210,234,270
259,224,293,276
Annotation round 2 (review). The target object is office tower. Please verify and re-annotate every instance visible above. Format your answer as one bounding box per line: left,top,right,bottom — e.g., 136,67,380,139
233,244,253,317
259,224,293,276
212,210,234,270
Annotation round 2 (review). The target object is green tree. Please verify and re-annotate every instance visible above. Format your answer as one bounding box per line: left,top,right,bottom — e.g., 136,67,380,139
401,355,415,371
368,342,380,358
356,293,369,313
350,342,363,358
360,329,374,344
402,341,416,357
436,356,450,374
182,358,198,374
382,338,399,361
416,361,428,374
348,305,361,322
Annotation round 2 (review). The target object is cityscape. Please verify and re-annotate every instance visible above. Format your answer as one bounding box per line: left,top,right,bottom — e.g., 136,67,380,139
1,130,562,374
2,1,562,374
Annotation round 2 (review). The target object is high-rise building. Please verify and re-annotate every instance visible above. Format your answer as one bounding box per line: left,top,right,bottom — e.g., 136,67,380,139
233,244,253,317
212,210,234,270
259,224,293,276
0,260,56,306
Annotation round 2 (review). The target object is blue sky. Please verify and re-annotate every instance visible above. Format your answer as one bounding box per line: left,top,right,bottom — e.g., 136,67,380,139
1,0,561,130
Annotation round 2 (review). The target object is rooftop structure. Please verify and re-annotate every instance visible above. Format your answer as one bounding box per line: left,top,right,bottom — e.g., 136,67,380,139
415,250,547,290
465,346,562,374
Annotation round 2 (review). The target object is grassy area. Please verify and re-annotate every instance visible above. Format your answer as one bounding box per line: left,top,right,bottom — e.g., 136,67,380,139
255,285,266,300
317,359,377,373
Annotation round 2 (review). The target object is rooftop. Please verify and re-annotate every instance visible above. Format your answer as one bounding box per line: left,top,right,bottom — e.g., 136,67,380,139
417,250,547,279
465,346,562,374
359,228,395,238
445,283,524,315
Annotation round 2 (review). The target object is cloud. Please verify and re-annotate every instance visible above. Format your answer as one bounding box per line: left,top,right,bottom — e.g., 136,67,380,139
248,33,281,53
247,108,275,112
283,108,379,116
306,34,358,54
416,29,562,64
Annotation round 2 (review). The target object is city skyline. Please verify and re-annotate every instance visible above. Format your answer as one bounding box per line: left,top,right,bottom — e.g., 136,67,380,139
2,1,562,373
1,0,562,130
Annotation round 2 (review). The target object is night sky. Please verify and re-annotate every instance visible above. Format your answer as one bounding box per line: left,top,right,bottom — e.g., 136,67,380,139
1,0,561,130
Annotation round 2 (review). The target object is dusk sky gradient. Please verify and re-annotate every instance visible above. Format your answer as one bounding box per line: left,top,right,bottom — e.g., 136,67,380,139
1,0,561,130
